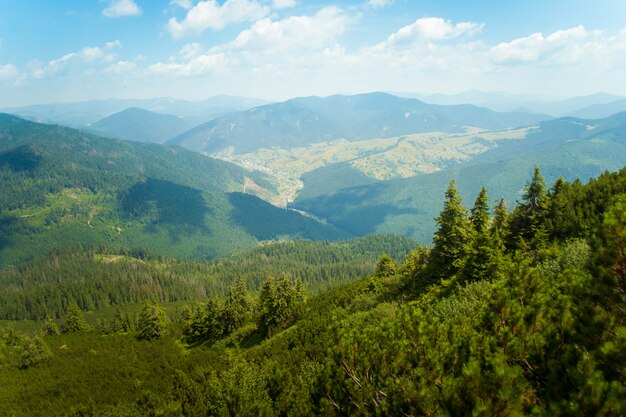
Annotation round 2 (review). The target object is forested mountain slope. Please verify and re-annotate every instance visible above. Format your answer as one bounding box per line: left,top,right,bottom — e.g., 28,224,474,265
0,114,346,266
1,165,625,416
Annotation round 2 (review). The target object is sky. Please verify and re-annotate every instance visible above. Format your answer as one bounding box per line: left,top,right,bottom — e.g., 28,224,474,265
0,0,625,106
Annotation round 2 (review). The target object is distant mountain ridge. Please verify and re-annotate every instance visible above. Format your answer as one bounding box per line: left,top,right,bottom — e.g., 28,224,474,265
169,92,550,154
88,107,194,143
0,95,270,128
405,91,624,117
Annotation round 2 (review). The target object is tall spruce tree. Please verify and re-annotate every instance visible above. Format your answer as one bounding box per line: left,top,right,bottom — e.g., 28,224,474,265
470,186,490,234
61,304,90,334
136,299,169,341
429,180,473,279
509,166,549,248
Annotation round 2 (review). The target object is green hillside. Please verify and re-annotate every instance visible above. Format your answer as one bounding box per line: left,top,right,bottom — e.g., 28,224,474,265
0,114,347,266
1,165,624,416
88,107,194,143
169,92,549,154
293,112,626,242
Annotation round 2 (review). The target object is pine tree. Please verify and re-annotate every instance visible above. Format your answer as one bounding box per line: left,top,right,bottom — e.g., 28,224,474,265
258,275,306,334
136,299,169,341
222,278,251,335
470,186,490,234
429,180,473,279
61,304,90,334
509,166,549,248
463,187,504,282
375,254,397,278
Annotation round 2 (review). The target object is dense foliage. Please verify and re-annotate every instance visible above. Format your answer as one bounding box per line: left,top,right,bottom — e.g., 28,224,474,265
0,166,625,416
0,234,416,320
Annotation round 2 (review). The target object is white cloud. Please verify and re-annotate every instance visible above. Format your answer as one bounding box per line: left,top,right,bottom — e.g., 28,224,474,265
149,52,228,76
31,42,122,79
490,26,624,66
105,40,123,49
105,60,138,74
368,0,394,8
166,0,270,39
385,17,483,46
153,6,351,77
272,0,297,9
0,64,20,81
170,0,193,9
231,7,350,51
102,0,142,18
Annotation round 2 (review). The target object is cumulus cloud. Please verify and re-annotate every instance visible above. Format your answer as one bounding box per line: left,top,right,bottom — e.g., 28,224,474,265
490,25,625,66
272,0,297,9
102,0,142,18
384,17,484,46
166,0,270,39
31,42,121,79
231,7,350,51
153,6,351,77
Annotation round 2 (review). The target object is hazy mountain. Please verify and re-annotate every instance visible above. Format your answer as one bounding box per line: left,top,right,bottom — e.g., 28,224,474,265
292,112,626,243
0,114,347,266
169,92,550,154
88,107,195,143
0,95,270,128
567,98,626,119
409,91,624,116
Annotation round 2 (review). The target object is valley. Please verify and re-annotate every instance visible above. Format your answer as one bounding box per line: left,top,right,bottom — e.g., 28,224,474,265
213,126,532,206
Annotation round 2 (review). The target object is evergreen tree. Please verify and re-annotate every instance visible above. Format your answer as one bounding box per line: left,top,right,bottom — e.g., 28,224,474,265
470,186,490,234
429,180,473,279
18,336,52,369
374,254,397,278
463,187,504,282
185,299,224,342
136,299,169,341
258,275,306,334
222,278,251,335
61,304,90,334
509,166,549,248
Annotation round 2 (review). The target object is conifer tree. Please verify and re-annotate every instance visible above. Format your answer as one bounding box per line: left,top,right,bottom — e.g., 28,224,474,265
429,180,473,279
136,299,169,341
258,275,306,334
470,186,490,234
18,336,52,369
222,278,251,335
61,303,90,334
509,166,549,248
375,254,397,278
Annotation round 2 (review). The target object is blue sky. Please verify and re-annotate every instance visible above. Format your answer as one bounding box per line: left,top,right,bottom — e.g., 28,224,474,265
1,0,625,106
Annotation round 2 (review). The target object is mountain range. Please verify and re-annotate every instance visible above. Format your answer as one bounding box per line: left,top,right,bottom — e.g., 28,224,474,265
0,95,270,129
406,91,625,117
168,92,550,155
